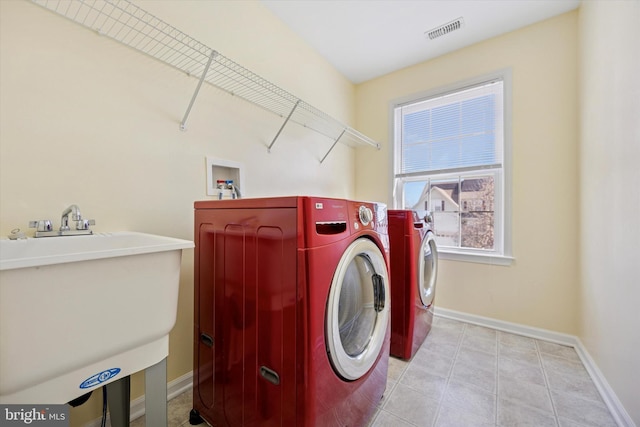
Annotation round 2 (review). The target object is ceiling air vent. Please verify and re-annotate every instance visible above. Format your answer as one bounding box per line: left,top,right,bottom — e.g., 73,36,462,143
425,17,465,40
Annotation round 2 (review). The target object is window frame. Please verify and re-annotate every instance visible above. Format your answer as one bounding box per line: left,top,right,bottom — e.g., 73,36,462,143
390,69,513,265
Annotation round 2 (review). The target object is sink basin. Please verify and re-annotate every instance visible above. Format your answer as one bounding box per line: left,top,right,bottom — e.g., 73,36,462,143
0,232,193,404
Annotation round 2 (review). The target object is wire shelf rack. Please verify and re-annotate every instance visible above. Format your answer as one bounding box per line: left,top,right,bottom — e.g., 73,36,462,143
31,0,381,161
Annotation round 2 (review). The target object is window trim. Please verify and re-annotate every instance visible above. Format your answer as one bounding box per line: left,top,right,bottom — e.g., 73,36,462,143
389,69,513,265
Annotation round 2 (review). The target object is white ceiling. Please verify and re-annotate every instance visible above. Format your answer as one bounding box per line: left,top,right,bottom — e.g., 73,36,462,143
261,0,581,83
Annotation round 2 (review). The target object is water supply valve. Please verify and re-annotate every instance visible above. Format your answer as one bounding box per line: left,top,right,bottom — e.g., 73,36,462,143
216,180,239,200
76,219,96,230
29,219,53,232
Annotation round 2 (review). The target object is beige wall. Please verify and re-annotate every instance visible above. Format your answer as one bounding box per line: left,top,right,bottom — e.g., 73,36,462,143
355,12,580,334
579,1,640,425
3,1,638,425
0,1,359,425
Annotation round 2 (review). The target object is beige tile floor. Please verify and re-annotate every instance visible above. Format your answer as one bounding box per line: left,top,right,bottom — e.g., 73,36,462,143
130,316,617,427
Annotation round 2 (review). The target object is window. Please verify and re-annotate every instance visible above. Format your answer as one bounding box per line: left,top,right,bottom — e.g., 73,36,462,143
393,72,512,264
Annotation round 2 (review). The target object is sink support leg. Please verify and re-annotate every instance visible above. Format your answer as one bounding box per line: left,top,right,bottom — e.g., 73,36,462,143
106,375,131,427
145,357,168,427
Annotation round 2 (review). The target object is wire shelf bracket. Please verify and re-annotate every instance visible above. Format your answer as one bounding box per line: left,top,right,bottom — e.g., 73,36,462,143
30,0,382,162
321,129,346,164
180,50,216,131
267,100,299,153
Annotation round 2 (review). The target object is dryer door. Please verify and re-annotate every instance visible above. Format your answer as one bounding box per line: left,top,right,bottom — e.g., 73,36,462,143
418,231,438,307
326,237,390,381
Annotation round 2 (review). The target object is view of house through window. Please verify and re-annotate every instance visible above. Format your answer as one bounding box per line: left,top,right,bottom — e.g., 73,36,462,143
405,175,495,249
394,76,507,257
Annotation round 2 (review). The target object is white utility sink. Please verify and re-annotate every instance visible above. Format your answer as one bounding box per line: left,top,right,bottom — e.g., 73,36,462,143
0,232,193,405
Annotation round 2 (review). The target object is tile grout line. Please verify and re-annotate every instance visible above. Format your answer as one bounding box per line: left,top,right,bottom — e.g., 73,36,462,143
370,362,399,426
389,358,418,426
535,339,561,427
382,368,414,425
430,321,466,427
375,355,419,426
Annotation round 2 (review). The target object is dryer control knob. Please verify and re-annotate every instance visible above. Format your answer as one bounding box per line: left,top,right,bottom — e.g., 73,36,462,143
424,211,434,225
359,205,373,226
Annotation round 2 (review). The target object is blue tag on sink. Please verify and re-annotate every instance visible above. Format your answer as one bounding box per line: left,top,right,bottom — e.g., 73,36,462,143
79,368,121,389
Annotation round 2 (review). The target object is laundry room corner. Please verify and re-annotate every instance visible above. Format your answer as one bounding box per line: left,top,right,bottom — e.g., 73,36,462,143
354,10,581,336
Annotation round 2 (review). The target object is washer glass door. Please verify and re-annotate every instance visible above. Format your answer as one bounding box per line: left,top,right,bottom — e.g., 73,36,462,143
326,238,390,381
418,231,438,307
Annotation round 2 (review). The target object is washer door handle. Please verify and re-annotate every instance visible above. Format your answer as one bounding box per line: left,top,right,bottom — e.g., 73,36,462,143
259,366,280,385
373,273,385,312
200,333,214,348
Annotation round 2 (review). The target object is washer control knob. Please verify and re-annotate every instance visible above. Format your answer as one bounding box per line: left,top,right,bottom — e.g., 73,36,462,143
424,211,434,225
358,205,373,226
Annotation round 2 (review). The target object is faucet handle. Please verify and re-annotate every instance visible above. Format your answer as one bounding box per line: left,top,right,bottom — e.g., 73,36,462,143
29,220,53,232
76,219,95,230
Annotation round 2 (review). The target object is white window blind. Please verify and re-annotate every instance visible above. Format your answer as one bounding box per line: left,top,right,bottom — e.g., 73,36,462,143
397,80,504,176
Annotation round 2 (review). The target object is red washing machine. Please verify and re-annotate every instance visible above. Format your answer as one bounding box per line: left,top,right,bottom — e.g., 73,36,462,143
388,210,438,360
191,196,391,427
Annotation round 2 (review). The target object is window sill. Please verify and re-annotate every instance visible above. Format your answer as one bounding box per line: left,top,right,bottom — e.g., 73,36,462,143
438,250,514,266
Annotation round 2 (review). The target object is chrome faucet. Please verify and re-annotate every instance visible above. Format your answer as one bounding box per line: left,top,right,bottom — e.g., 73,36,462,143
60,204,81,231
29,204,95,237
59,204,95,233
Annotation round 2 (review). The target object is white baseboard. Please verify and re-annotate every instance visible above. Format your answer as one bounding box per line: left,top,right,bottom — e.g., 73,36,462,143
572,342,637,427
84,371,193,427
434,307,636,427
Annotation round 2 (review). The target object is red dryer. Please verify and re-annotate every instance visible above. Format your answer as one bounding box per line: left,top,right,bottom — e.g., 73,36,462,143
388,210,439,360
191,196,391,426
